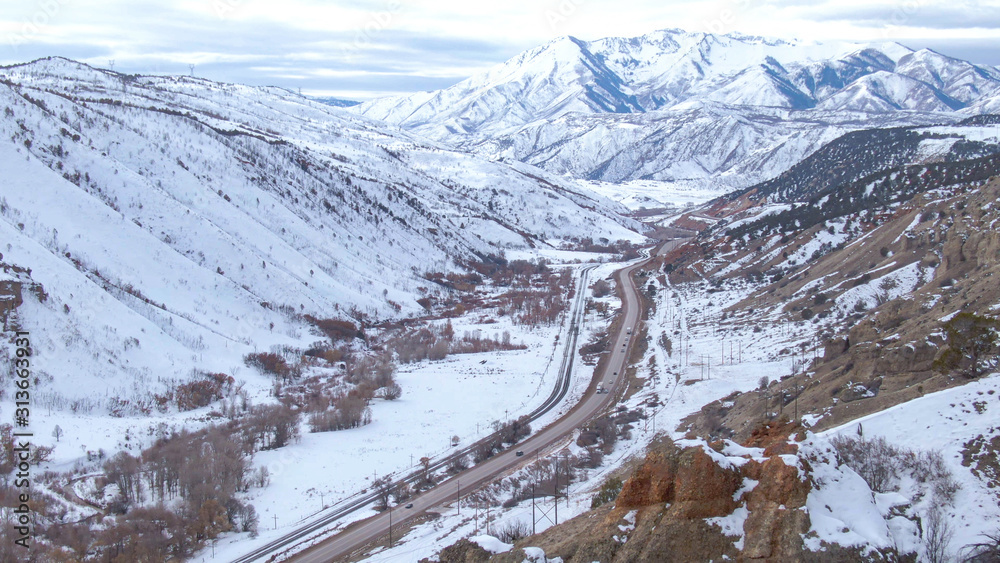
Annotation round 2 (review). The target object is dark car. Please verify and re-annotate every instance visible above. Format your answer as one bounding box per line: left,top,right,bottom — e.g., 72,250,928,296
405,503,413,509
516,451,524,457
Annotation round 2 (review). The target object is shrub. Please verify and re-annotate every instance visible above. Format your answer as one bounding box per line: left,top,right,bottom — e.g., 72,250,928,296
473,438,502,463
175,373,232,411
307,396,372,432
831,435,901,493
447,454,469,474
498,417,532,445
591,476,623,509
380,382,402,401
495,519,532,543
933,312,1000,378
304,316,361,342
244,352,290,378
591,279,612,298
831,435,958,502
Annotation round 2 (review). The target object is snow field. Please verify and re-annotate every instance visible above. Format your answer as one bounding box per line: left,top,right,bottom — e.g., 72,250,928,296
213,262,611,561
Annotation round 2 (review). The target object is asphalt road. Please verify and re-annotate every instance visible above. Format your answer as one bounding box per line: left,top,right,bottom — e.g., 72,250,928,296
230,266,597,563
284,250,664,563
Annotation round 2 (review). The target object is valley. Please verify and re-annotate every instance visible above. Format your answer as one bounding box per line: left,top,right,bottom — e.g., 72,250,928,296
1,25,1000,563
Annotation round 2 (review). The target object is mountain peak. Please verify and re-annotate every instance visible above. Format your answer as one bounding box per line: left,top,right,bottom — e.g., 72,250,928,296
353,28,999,186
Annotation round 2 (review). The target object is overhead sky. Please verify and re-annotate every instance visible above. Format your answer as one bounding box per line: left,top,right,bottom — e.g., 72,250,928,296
2,0,997,100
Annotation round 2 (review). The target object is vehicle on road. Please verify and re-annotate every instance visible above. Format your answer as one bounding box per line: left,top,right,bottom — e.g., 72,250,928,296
515,451,524,457
405,504,413,509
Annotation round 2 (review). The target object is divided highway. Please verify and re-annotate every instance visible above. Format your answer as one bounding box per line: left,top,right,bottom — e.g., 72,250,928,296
237,242,685,562
232,265,594,563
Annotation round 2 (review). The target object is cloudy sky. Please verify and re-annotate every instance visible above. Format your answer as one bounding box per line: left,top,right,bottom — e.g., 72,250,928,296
2,0,997,100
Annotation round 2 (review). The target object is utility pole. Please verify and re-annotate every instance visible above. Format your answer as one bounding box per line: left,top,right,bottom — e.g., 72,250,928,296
388,503,393,548
531,481,536,535
188,63,195,77
108,59,115,72
564,454,571,507
273,514,278,530
554,461,559,525
457,479,461,515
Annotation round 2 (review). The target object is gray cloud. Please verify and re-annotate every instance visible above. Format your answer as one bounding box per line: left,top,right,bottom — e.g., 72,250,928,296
2,8,523,99
785,2,1000,30
1,1,996,100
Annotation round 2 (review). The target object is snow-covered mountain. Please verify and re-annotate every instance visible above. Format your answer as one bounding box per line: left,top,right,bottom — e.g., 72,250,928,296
0,57,641,408
354,29,1000,188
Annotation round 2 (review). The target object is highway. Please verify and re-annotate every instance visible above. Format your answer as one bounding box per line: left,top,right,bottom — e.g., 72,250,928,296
242,240,687,562
232,265,594,563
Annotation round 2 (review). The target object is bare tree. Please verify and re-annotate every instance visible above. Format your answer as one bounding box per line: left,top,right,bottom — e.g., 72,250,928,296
924,502,954,563
961,529,1000,562
447,454,468,474
591,279,612,298
373,476,393,511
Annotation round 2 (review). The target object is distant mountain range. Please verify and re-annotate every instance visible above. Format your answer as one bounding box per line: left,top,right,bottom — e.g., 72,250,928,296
353,29,1000,189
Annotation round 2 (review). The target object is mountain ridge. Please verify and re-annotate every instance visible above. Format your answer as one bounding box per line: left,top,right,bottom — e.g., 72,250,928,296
0,56,642,406
353,29,1000,188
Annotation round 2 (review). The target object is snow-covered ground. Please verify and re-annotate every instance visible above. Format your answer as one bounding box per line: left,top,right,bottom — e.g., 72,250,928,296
329,263,810,562
580,179,721,212
353,268,1000,563
0,60,650,558
814,374,1000,559
211,259,619,561
0,57,643,422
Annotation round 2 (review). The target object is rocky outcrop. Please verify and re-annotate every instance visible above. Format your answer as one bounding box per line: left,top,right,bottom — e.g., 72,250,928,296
432,538,493,563
481,422,824,562
740,455,811,559
617,444,742,518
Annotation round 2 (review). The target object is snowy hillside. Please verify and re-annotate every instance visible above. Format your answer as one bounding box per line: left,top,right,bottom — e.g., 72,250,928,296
0,57,642,409
354,29,1000,187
